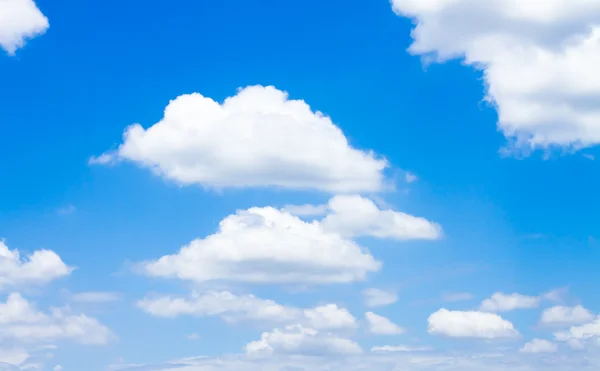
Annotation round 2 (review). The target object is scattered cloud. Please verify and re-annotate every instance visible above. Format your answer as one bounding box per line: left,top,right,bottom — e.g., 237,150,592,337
0,0,49,55
304,304,357,331
519,339,557,354
0,293,112,345
139,206,380,285
554,316,600,343
245,325,362,356
428,309,519,339
365,312,404,335
405,172,418,183
92,85,389,193
392,0,600,151
0,241,73,290
362,288,398,308
480,292,540,312
370,345,431,352
541,305,594,326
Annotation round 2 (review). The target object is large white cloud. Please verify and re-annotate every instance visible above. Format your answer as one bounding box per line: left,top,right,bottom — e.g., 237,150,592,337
0,241,73,290
365,312,404,335
541,305,594,326
0,0,48,55
319,195,442,240
479,292,540,312
0,293,112,345
428,309,519,339
92,85,389,193
140,206,381,285
245,325,362,356
392,0,600,150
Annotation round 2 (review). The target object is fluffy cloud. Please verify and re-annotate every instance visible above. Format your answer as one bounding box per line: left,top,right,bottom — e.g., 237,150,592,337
480,292,540,312
428,309,519,339
392,0,600,150
245,325,362,356
0,293,112,345
370,345,431,352
554,316,600,343
365,312,404,335
140,206,380,285
519,339,557,354
0,348,28,367
92,85,388,193
319,195,442,240
0,241,73,290
541,305,594,326
0,0,48,55
362,288,398,308
138,291,357,331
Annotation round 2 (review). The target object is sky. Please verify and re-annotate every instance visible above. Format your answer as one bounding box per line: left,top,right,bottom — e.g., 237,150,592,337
1,0,600,370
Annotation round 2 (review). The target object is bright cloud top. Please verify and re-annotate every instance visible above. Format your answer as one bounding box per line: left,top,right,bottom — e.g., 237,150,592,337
140,206,380,285
0,241,73,290
0,293,112,345
541,305,594,326
92,85,388,193
428,309,519,339
392,0,600,150
0,0,48,54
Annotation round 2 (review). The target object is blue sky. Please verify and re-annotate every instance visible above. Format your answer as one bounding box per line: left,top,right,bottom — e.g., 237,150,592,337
1,0,600,370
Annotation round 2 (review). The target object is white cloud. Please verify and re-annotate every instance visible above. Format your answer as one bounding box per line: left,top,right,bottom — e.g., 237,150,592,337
187,333,200,341
392,0,600,151
92,85,389,193
362,288,398,308
0,0,48,55
138,291,357,331
371,345,431,352
0,241,73,290
245,325,362,356
0,348,28,366
405,172,418,183
320,195,442,240
365,312,404,335
554,316,600,342
519,339,558,354
71,292,120,303
428,309,519,339
137,291,300,323
0,293,112,345
282,204,328,217
479,292,539,312
140,206,380,285
304,304,357,330
541,305,594,326
53,366,63,371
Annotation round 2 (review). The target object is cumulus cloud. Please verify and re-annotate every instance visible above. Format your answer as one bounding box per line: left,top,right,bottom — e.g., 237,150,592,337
0,241,73,290
92,85,388,193
428,309,519,339
245,325,362,356
0,0,48,55
362,288,398,308
0,348,28,367
554,316,600,343
320,195,442,240
392,0,600,151
138,291,357,331
519,339,557,354
541,305,594,326
370,345,431,352
0,293,112,345
365,312,404,335
479,292,540,312
139,206,380,285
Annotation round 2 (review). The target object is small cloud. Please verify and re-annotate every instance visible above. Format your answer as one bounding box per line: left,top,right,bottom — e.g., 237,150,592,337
583,154,595,161
442,292,474,303
88,152,117,166
72,291,120,303
187,333,200,340
57,205,76,215
405,172,418,183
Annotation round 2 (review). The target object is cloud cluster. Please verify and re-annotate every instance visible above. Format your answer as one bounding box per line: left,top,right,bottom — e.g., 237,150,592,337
392,0,600,150
0,0,48,55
